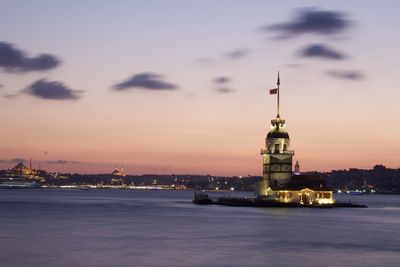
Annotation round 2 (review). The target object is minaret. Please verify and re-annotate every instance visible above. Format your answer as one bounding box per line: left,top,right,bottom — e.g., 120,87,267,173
257,72,294,196
294,160,300,175
121,165,125,186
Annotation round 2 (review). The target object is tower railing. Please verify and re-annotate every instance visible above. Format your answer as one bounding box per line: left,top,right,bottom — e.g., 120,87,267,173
260,149,294,155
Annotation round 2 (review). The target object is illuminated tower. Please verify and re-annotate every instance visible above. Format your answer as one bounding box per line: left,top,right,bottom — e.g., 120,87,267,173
258,73,294,195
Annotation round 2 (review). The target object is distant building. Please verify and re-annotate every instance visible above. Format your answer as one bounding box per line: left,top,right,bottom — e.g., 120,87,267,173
112,166,125,177
11,162,33,176
256,73,334,205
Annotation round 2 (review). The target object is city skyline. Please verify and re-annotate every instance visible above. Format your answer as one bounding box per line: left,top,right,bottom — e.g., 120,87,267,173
1,0,399,175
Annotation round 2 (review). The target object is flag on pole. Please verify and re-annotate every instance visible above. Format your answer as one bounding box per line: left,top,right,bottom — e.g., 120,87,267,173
269,88,278,94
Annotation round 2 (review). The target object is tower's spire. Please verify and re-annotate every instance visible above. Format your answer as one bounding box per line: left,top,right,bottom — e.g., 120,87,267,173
277,71,280,118
277,71,280,86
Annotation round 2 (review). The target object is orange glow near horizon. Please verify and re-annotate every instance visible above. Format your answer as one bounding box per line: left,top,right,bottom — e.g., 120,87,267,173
0,2,399,175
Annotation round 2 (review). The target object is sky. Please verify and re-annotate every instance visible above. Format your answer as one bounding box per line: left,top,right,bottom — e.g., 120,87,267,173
0,0,399,175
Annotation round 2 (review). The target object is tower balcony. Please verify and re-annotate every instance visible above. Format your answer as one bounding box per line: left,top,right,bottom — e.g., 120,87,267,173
261,149,294,155
271,118,285,125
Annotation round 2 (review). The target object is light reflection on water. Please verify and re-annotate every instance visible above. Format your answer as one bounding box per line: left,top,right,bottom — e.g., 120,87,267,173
0,189,399,267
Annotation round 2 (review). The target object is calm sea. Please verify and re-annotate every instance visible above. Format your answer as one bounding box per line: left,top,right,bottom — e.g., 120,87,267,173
0,189,399,267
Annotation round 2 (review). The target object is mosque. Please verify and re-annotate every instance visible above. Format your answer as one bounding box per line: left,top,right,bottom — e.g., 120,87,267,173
255,73,334,205
112,166,126,177
10,161,34,176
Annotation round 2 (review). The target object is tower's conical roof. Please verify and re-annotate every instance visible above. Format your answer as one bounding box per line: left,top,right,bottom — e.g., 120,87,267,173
267,128,289,139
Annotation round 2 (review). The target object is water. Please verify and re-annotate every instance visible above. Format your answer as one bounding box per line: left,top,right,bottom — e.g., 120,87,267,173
1,189,399,267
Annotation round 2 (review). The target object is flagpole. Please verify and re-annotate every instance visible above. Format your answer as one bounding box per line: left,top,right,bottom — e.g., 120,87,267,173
277,71,280,118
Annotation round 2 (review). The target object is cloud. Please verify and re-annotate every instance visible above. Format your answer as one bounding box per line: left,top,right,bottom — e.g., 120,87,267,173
23,79,82,100
213,76,231,84
3,93,17,99
299,44,346,60
216,87,235,94
197,48,251,65
113,72,178,91
0,84,3,88
285,63,306,68
265,8,351,38
325,70,365,80
224,48,251,60
44,160,79,164
0,158,26,163
0,41,60,72
212,76,234,93
195,57,215,65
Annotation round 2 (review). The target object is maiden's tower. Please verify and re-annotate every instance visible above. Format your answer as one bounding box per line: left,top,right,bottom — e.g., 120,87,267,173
256,73,334,205
193,73,367,208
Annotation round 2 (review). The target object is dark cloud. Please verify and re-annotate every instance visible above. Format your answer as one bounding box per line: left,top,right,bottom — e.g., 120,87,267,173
212,76,234,93
299,44,346,60
265,8,351,38
224,48,251,60
44,160,79,164
25,54,59,71
113,72,178,91
213,76,231,84
24,79,82,100
0,42,60,72
216,87,234,94
0,158,26,163
325,70,365,80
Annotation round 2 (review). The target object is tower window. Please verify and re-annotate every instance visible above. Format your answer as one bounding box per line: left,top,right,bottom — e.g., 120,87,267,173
274,144,280,152
283,144,287,151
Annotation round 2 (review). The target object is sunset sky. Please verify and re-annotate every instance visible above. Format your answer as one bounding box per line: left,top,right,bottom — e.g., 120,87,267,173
1,0,399,175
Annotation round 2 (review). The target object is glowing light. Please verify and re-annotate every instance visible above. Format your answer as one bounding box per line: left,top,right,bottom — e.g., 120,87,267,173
317,198,334,204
